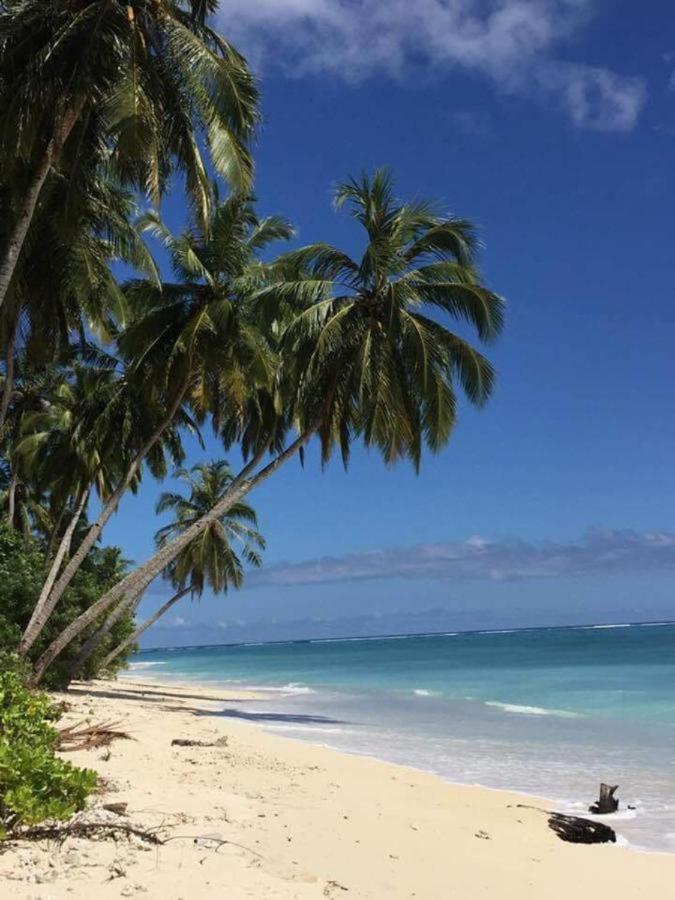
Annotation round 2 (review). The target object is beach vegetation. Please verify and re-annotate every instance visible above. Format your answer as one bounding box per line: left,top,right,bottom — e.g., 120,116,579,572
0,525,136,689
0,655,97,837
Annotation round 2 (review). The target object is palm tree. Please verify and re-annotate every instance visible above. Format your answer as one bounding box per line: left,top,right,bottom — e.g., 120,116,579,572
0,0,257,311
78,460,264,675
14,365,126,653
17,356,196,655
31,171,505,684
0,359,65,531
0,458,52,536
0,169,159,431
21,197,288,662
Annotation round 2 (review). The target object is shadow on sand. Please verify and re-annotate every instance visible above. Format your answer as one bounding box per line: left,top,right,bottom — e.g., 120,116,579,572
67,684,256,706
204,708,348,726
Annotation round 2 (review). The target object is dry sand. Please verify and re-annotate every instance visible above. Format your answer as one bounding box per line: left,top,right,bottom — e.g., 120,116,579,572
1,678,674,899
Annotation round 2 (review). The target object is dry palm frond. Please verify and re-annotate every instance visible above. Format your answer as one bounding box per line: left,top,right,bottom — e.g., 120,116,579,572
56,720,132,752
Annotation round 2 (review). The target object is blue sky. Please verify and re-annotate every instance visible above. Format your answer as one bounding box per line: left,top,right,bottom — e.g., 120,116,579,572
102,0,675,646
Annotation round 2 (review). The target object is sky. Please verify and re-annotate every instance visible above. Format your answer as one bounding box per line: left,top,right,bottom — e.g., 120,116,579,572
102,0,675,647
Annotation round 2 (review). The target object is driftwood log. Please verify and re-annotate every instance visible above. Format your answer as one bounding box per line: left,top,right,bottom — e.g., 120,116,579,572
171,737,228,748
548,813,617,844
589,783,619,815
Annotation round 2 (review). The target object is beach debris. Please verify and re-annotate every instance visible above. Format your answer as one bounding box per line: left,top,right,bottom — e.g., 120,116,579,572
102,803,129,817
57,721,132,752
171,737,228,748
474,829,490,840
8,818,163,847
324,880,349,895
589,783,619,815
548,812,616,844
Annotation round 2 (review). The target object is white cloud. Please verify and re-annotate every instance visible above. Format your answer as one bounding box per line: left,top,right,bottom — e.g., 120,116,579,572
218,0,645,131
246,529,675,587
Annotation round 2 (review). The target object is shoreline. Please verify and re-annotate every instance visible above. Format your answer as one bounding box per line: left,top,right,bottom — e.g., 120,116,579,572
118,669,663,854
2,677,675,898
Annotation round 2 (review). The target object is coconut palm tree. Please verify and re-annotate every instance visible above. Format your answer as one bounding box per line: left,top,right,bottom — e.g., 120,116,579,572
0,458,52,536
75,460,264,675
0,0,258,311
22,197,289,663
31,171,505,684
17,357,196,655
0,168,159,431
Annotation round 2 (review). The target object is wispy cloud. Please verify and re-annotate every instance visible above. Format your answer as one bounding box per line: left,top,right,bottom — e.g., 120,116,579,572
218,0,645,131
247,529,675,588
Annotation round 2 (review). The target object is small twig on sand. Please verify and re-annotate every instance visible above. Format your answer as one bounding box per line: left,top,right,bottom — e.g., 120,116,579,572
162,834,263,858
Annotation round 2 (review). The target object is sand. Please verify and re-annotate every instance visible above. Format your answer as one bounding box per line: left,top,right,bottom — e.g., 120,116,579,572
1,678,674,899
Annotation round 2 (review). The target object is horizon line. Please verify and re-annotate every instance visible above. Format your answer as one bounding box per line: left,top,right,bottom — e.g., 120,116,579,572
136,617,675,655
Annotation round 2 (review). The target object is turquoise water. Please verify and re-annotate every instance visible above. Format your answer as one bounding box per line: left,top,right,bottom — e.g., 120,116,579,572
129,622,675,851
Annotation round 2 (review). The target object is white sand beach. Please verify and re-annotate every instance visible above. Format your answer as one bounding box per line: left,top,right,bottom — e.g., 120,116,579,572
1,678,674,899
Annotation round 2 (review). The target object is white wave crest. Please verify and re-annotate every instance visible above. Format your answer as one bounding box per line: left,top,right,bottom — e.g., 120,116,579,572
485,701,581,718
413,689,441,697
248,682,316,695
128,661,167,669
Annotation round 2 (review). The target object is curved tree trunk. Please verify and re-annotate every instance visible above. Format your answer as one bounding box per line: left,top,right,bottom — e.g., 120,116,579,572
68,589,142,679
30,431,311,685
98,587,191,672
22,384,188,655
18,487,90,655
0,102,83,314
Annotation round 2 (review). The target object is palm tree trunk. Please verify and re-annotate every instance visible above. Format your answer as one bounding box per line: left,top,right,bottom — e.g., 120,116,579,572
18,487,90,655
6,468,17,527
22,383,188,655
98,587,191,672
30,430,312,685
46,505,68,561
0,102,83,313
0,311,18,431
68,589,142,679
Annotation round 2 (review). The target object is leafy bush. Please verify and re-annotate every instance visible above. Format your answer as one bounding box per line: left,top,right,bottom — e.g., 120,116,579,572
0,526,136,688
0,656,97,836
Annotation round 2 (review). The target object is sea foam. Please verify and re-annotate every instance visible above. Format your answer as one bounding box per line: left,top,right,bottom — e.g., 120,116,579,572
485,701,581,718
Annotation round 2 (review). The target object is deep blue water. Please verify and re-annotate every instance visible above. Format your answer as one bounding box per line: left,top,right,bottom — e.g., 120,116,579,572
128,622,675,851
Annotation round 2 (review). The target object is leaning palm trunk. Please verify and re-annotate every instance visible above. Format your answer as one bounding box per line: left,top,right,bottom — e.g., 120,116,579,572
6,468,17,527
0,311,17,430
98,587,192,672
31,430,312,685
18,487,91,655
0,103,83,313
21,385,188,655
68,589,142,679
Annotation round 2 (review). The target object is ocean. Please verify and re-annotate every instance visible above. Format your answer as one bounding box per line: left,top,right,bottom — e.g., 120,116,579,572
126,622,675,852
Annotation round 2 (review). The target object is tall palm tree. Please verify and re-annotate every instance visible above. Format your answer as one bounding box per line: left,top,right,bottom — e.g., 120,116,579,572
0,0,258,311
31,171,505,684
14,365,127,652
78,460,263,675
17,356,196,655
22,197,288,662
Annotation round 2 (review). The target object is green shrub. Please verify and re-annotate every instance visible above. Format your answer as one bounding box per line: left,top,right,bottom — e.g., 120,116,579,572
0,525,136,689
0,656,97,836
